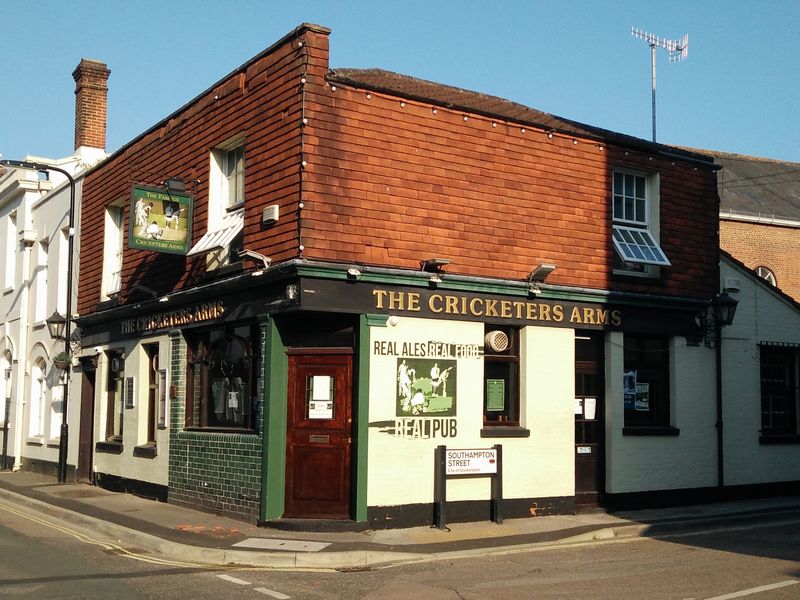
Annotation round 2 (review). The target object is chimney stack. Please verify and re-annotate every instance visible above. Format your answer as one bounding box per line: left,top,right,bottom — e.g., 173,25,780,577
72,59,110,151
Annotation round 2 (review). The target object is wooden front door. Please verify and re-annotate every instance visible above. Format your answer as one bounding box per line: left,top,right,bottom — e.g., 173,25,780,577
77,361,97,483
574,332,605,506
285,352,353,519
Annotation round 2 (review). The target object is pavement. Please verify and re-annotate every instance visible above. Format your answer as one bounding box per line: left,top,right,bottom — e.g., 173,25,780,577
1,470,799,570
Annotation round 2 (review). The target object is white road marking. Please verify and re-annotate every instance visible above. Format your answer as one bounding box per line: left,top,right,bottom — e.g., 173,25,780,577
254,587,291,599
216,574,252,585
705,579,798,599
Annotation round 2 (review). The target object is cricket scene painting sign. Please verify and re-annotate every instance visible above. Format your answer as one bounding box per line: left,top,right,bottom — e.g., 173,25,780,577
397,358,457,417
128,185,193,255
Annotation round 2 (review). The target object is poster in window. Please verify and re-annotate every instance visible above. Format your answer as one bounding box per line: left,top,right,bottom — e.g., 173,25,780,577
635,383,650,411
157,369,167,428
128,185,194,255
486,379,506,412
125,377,135,409
308,375,334,419
212,379,227,419
396,358,457,417
623,369,637,410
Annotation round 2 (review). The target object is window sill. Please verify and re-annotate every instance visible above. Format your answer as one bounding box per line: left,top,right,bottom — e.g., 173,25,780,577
96,440,124,454
133,444,157,458
622,425,680,436
759,434,800,445
480,426,530,438
611,270,660,282
183,427,257,435
3,286,13,296
26,437,44,446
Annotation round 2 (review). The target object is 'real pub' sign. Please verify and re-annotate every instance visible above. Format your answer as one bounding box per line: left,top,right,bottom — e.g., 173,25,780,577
128,185,193,255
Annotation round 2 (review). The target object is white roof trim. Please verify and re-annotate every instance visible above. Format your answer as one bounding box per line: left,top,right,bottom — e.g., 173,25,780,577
612,225,671,266
187,208,244,257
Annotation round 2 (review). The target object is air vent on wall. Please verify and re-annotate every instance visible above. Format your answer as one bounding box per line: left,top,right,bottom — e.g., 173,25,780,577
485,330,510,353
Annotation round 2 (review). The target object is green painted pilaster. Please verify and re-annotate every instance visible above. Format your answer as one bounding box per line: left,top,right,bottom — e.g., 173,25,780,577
354,314,374,521
261,316,288,521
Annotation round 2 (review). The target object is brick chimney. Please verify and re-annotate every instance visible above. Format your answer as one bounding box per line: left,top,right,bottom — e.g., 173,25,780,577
72,59,110,151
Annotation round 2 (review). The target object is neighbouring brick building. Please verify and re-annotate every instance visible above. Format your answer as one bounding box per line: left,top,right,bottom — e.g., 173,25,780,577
70,24,794,527
709,150,800,301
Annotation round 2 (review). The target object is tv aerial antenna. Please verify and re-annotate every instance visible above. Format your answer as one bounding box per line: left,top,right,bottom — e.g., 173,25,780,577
631,27,688,142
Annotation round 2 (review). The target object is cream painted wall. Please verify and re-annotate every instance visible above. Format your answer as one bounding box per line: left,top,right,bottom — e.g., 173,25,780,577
91,336,170,486
721,259,800,486
605,331,718,493
367,317,575,508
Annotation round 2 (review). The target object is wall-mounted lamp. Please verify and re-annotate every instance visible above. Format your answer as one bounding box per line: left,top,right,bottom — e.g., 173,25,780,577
285,284,298,301
163,177,186,193
347,267,362,280
238,249,271,270
129,283,160,300
529,263,557,282
46,311,67,341
429,273,443,287
420,257,452,273
695,291,739,347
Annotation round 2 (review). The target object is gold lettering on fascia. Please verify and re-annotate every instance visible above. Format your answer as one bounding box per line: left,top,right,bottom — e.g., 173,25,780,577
371,290,621,326
120,301,225,335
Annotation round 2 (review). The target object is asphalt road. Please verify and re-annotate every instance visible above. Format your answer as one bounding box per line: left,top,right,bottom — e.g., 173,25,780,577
1,501,798,599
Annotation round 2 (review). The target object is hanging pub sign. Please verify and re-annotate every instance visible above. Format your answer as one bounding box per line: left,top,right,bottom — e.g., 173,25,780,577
128,184,193,255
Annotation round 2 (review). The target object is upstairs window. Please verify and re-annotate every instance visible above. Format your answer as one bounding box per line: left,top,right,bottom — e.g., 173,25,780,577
101,205,124,299
188,139,245,267
612,170,670,274
33,240,48,323
3,213,16,290
755,266,777,287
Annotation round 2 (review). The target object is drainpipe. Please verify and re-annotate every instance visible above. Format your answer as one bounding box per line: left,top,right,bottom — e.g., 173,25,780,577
715,322,724,492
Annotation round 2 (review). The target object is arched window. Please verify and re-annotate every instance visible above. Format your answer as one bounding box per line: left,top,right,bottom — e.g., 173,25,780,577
755,266,777,287
29,359,46,437
0,350,11,427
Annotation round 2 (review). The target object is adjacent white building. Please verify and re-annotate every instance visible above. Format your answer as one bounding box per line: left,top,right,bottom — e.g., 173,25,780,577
0,59,109,476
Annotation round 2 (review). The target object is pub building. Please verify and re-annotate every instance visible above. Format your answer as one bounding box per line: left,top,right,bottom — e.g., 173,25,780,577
73,24,727,527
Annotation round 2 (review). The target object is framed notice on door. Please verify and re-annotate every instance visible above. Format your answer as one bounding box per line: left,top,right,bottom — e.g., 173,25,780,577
308,375,334,419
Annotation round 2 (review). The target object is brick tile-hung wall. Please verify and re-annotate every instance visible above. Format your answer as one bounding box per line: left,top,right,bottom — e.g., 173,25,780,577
73,24,753,527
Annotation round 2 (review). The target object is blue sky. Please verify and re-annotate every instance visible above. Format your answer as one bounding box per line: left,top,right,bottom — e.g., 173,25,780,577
2,1,798,163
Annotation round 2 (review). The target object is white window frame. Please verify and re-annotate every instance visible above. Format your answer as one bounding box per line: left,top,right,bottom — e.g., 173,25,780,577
755,266,777,287
611,169,666,276
4,212,17,291
0,351,11,426
28,358,46,439
33,239,49,323
57,227,69,316
196,136,246,268
101,204,125,299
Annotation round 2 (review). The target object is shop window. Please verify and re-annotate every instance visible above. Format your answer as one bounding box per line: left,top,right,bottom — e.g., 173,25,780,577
483,326,520,427
186,323,259,431
760,345,799,437
145,344,159,444
611,170,669,276
187,139,245,267
105,351,124,441
623,334,671,428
